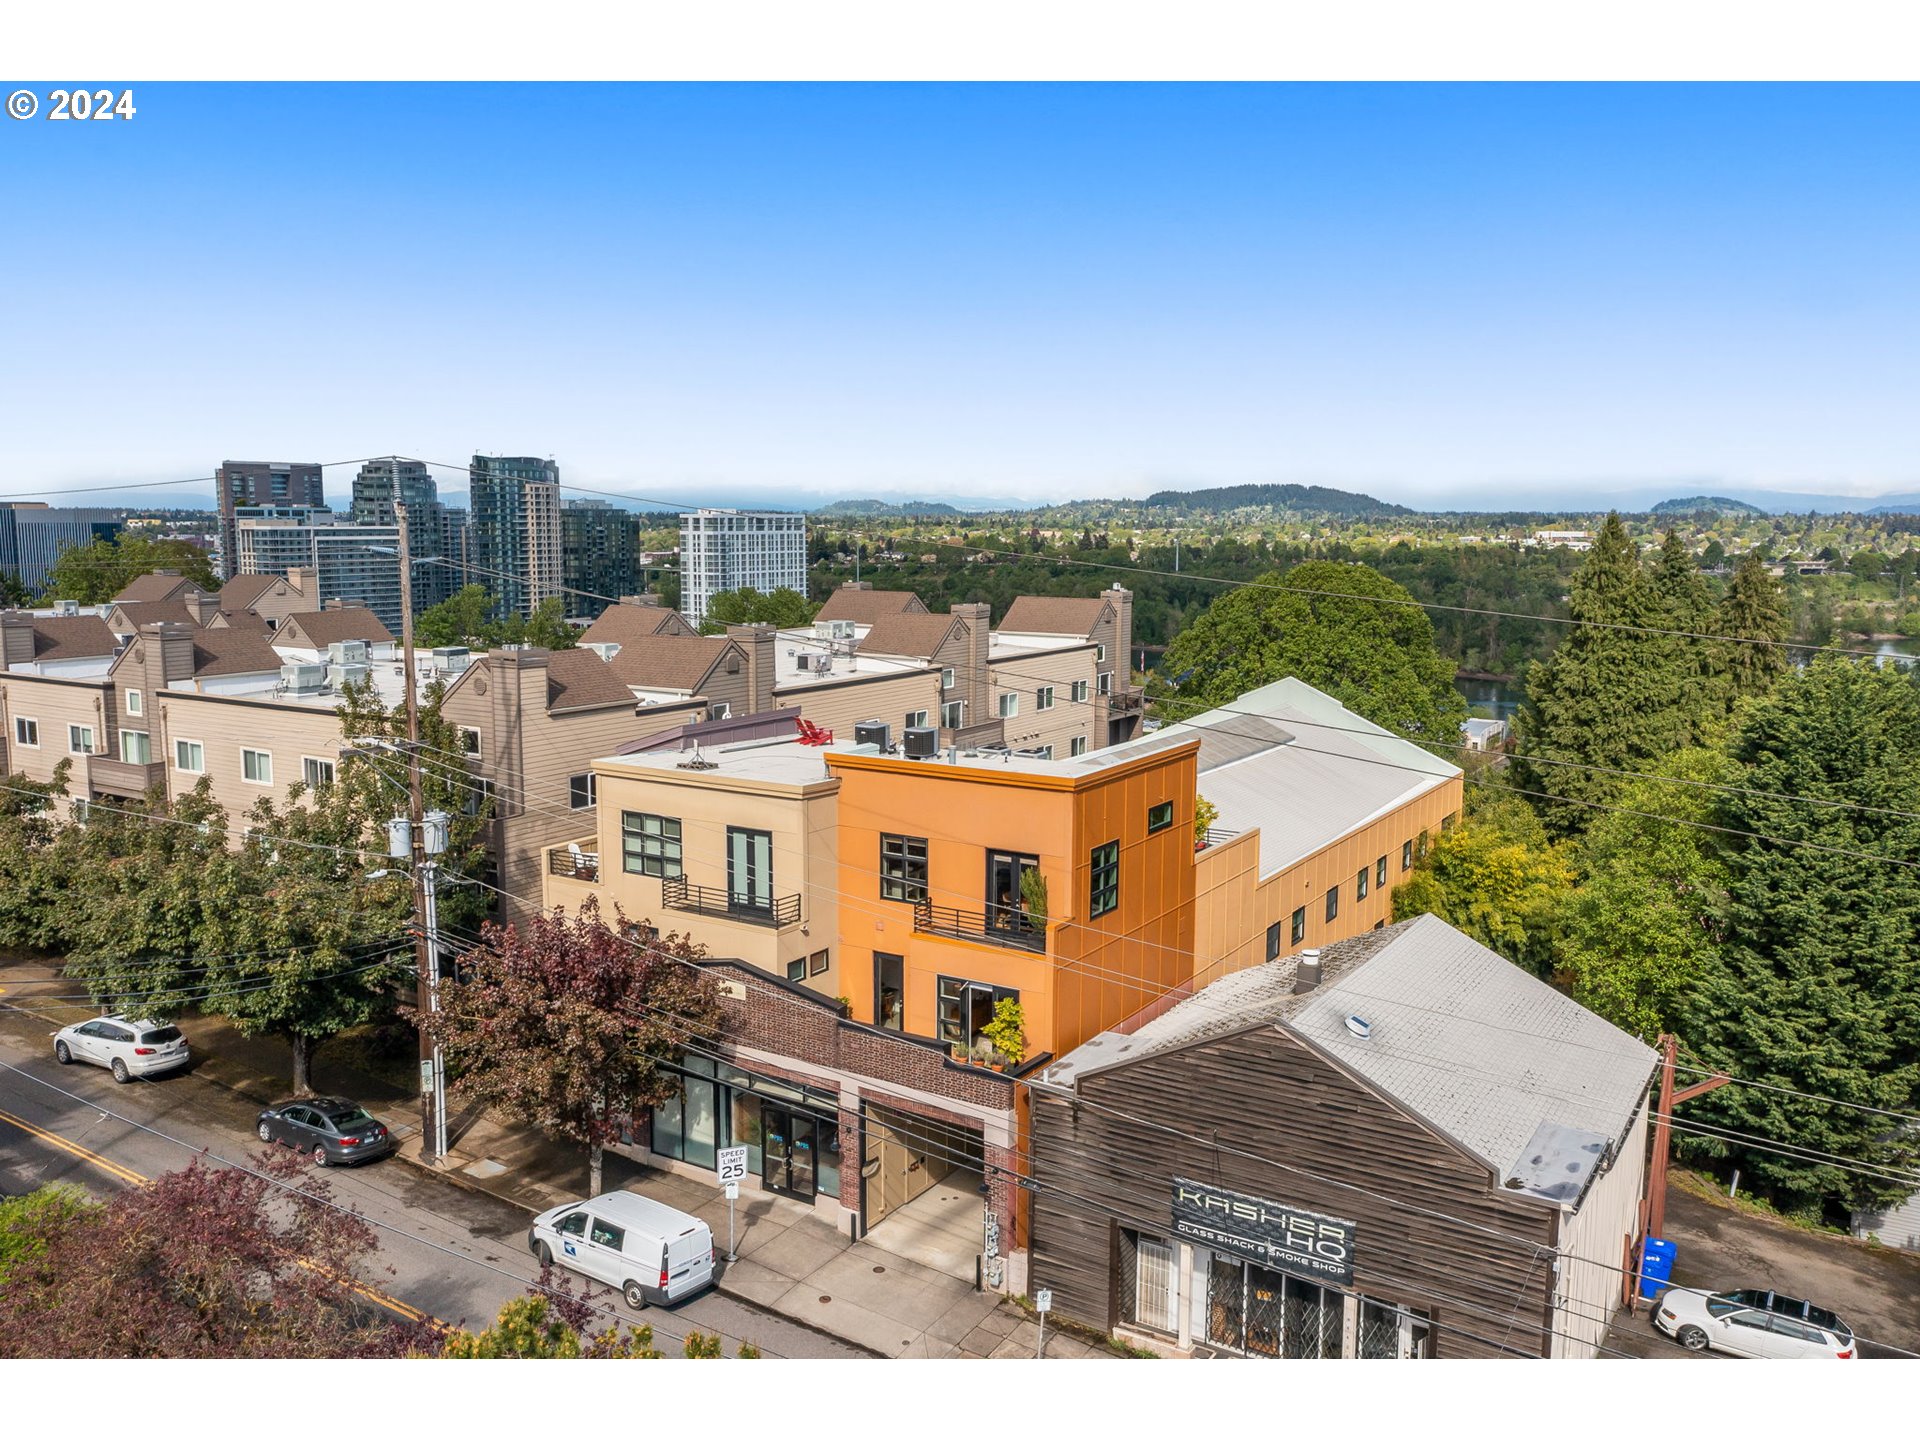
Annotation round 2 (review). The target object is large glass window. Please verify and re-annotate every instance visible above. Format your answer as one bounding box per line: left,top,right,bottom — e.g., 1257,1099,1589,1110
1090,840,1120,918
120,730,151,764
622,812,682,877
937,976,1017,1050
875,953,904,1030
879,834,928,902
1206,1257,1344,1358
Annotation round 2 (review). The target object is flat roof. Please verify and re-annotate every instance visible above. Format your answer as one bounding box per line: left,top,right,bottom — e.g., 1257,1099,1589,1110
598,736,841,787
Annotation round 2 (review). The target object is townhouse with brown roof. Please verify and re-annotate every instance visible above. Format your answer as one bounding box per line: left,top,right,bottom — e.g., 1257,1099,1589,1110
813,582,929,625
576,596,697,648
109,571,208,606
273,607,397,652
0,610,121,818
214,565,317,629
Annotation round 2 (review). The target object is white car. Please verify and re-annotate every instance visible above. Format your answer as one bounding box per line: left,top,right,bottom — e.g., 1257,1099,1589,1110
52,1015,190,1083
1654,1287,1856,1359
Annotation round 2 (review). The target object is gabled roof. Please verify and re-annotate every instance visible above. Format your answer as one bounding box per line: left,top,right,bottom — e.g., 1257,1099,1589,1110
855,612,964,660
208,608,274,632
998,594,1112,637
1051,915,1658,1207
604,633,736,693
815,587,929,624
112,573,204,605
544,648,641,712
218,573,300,610
579,603,696,646
108,599,199,631
275,609,394,648
188,628,286,677
23,615,119,661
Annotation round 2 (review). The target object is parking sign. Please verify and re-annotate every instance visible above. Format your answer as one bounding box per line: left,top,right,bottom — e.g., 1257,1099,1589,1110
717,1145,749,1184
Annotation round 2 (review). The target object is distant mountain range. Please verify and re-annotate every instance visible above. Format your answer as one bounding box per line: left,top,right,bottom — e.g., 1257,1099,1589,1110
812,498,967,517
1650,496,1768,517
1139,482,1413,517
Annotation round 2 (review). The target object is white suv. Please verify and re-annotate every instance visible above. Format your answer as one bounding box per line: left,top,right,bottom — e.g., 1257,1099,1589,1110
52,1015,191,1083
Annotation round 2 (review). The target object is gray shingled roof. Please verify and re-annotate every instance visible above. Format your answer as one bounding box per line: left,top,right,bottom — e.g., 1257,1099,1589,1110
1048,914,1657,1206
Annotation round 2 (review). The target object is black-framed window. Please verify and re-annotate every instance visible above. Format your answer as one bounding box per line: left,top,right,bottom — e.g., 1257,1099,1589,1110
786,957,806,982
1266,922,1281,961
1402,839,1414,870
1147,801,1174,834
1357,866,1369,901
1325,886,1339,923
880,833,928,902
937,975,1017,1049
1291,906,1306,944
875,953,904,1030
1090,840,1120,918
569,772,596,810
1376,855,1388,888
622,811,682,877
808,949,829,976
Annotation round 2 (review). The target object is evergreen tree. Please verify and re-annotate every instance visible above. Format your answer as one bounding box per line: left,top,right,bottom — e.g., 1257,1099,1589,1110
1717,549,1790,708
1683,660,1920,1219
1649,529,1724,729
1512,513,1686,837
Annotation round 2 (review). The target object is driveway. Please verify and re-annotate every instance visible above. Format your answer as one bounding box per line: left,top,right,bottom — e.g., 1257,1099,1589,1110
1607,1178,1920,1360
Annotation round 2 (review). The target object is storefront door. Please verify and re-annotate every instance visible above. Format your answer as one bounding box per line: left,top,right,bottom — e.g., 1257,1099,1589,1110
762,1105,817,1201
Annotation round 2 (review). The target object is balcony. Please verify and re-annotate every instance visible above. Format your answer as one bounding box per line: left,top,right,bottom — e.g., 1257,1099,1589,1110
87,755,166,799
661,875,801,928
1195,826,1242,853
913,899,1047,953
1106,690,1146,711
548,842,600,881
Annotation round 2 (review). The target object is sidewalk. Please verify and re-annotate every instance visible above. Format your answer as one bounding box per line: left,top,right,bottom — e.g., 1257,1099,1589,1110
390,1105,1118,1359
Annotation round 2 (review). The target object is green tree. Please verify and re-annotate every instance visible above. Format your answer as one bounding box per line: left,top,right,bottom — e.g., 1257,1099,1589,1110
0,571,31,607
1390,789,1573,975
440,1290,753,1358
414,584,495,648
1558,748,1732,1039
1157,560,1466,742
1716,550,1790,709
1650,529,1725,725
45,533,217,604
1683,659,1920,1219
696,586,817,636
1513,514,1691,837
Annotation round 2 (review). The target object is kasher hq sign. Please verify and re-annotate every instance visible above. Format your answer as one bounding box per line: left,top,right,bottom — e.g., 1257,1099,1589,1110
1171,1178,1356,1286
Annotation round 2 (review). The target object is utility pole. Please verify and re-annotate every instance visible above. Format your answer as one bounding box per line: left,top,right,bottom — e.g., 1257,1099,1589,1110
1631,1033,1731,1310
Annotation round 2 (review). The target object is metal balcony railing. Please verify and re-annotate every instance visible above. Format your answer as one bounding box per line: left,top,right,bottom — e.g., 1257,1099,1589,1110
913,899,1047,953
1195,826,1241,852
661,874,801,928
548,845,600,881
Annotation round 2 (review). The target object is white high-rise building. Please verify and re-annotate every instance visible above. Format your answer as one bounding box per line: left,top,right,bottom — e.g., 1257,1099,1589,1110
678,509,808,627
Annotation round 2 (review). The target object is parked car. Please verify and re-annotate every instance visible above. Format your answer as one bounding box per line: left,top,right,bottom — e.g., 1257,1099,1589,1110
1655,1287,1856,1358
256,1096,394,1166
52,1016,190,1083
527,1190,716,1310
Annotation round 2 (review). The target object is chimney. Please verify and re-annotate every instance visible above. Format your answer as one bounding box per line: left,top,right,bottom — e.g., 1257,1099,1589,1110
323,597,350,610
487,647,552,821
286,565,317,598
0,612,36,668
1291,948,1323,993
950,601,991,728
727,622,778,713
151,621,199,684
1108,583,1135,695
841,580,873,592
618,594,663,608
186,593,220,626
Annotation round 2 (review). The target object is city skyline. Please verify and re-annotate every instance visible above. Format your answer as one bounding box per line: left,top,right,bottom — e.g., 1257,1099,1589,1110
6,83,1919,512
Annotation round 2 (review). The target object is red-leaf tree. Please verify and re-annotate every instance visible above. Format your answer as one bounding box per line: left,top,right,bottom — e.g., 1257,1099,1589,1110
423,900,725,1194
0,1151,423,1358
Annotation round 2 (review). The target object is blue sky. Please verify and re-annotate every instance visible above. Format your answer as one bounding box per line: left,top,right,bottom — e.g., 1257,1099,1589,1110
2,82,1916,509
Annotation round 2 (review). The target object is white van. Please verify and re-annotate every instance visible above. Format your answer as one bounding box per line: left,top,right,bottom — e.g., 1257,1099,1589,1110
528,1190,716,1309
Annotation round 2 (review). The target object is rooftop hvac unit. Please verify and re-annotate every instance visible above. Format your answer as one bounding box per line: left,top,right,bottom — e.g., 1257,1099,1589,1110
280,662,328,693
813,618,856,641
328,662,370,689
431,646,473,673
53,599,80,617
327,639,369,665
793,652,813,672
902,726,939,759
853,719,890,751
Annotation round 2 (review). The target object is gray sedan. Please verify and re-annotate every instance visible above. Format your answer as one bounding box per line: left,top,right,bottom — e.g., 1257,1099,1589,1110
256,1096,394,1166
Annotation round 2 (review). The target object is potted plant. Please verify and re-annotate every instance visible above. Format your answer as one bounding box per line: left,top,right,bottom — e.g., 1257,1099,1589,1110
969,1037,997,1068
983,997,1027,1069
1193,794,1220,851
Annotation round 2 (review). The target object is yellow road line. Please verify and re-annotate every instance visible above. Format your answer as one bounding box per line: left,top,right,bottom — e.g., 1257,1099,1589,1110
0,1104,428,1324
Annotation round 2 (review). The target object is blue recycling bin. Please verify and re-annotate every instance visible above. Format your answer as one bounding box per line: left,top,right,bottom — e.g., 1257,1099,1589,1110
1638,1236,1676,1301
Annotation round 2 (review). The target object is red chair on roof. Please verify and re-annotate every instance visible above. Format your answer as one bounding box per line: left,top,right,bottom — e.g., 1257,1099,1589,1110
794,717,833,746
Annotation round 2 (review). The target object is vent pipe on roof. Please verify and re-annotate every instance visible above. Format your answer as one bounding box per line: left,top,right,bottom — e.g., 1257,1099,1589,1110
1291,949,1323,994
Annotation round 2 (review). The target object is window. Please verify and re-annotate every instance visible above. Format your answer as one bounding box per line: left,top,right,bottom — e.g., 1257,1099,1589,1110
1071,679,1089,703
941,667,956,690
709,702,731,721
1291,905,1307,944
67,724,94,755
303,757,336,790
1376,856,1388,888
1090,839,1120,918
458,726,481,756
904,710,928,730
1402,839,1414,871
242,749,273,784
1266,922,1281,961
569,772,596,809
12,717,38,748
937,976,1018,1049
1325,886,1339,923
126,689,142,716
1147,801,1174,834
622,812,683,877
588,1218,625,1251
1357,866,1369,901
998,692,1019,719
1095,643,1107,663
174,739,204,773
120,730,150,764
1070,736,1087,756
1035,686,1054,711
808,950,829,977
1098,671,1113,695
786,958,806,982
879,834,928,902
875,953,904,1030
941,700,964,729
556,1211,588,1239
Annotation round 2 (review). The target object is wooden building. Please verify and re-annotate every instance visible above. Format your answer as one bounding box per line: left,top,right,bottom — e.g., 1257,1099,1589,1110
1029,915,1657,1359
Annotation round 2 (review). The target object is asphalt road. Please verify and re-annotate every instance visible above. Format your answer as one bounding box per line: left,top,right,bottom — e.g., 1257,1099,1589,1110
0,1027,864,1357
